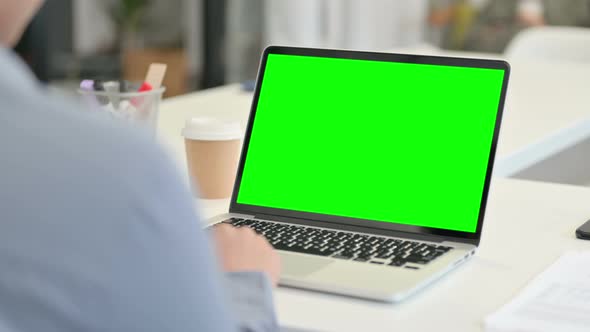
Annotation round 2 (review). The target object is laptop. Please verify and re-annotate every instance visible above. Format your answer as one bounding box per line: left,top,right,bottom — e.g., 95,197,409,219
209,46,510,302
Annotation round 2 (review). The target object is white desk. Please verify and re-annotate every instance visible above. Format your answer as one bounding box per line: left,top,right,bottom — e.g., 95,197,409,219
194,179,590,332
493,60,590,181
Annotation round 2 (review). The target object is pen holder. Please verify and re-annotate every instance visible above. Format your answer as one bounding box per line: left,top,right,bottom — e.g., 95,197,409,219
77,84,166,133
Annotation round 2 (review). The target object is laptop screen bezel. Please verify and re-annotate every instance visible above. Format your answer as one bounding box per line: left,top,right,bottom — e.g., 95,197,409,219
229,46,510,245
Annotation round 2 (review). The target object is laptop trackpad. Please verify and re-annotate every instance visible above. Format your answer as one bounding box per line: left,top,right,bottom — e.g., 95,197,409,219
280,252,334,278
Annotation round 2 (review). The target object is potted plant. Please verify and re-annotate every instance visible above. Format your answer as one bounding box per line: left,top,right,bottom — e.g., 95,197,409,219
108,0,188,97
109,0,150,50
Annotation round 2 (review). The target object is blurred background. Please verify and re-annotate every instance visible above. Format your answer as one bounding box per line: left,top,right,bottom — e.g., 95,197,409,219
13,0,590,97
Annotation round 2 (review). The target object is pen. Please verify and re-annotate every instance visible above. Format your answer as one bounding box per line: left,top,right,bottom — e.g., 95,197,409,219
136,63,167,120
80,80,94,92
80,80,100,108
103,81,121,107
119,80,130,93
91,80,110,105
93,79,104,91
138,82,153,93
131,82,152,108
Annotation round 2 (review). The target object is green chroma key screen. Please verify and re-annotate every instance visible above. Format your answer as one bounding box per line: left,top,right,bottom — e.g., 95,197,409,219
237,53,505,233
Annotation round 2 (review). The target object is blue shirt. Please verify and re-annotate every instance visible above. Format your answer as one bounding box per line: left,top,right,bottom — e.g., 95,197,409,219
0,48,277,332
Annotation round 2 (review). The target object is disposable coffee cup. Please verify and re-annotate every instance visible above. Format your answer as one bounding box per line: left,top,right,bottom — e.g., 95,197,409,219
182,117,242,199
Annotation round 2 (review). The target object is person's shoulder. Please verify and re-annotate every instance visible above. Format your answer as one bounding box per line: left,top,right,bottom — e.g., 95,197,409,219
4,86,175,192
0,49,154,157
0,49,177,192
51,94,163,159
52,97,174,181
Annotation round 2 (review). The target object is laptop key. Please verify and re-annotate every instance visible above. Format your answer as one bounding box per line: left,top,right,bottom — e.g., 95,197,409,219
375,252,393,259
332,254,353,260
389,260,405,267
332,249,355,259
435,246,452,252
224,218,242,224
274,243,335,256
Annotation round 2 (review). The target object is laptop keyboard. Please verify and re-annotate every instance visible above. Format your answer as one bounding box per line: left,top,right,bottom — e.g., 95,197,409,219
223,218,453,268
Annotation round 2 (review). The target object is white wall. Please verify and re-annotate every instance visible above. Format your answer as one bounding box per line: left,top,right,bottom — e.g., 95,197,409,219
184,0,203,76
72,0,117,56
264,0,430,51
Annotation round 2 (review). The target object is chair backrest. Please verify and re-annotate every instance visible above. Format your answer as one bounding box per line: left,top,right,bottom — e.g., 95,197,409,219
504,26,590,63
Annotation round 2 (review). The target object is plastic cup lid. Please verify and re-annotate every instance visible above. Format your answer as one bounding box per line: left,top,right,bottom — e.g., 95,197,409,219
181,117,242,141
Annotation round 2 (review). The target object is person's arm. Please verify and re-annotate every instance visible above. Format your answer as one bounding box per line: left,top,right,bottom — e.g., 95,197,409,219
0,46,279,331
225,272,279,331
0,116,278,332
105,141,280,332
212,223,281,331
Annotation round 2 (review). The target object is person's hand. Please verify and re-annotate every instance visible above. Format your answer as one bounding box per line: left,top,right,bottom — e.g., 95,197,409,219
518,13,545,26
211,223,281,286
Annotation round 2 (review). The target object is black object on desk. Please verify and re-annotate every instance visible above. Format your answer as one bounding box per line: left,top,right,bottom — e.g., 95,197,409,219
575,219,590,240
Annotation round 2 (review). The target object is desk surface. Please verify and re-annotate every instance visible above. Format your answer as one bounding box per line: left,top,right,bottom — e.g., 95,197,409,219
158,59,590,178
195,179,590,332
156,53,590,331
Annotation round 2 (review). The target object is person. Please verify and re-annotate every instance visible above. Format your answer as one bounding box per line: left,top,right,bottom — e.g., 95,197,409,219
264,0,429,50
0,1,281,331
464,0,590,53
428,0,482,50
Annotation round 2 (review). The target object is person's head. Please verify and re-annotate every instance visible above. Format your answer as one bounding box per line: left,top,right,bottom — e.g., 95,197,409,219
0,0,44,47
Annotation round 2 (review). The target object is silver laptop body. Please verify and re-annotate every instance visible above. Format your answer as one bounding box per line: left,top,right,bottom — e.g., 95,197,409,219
208,46,510,303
